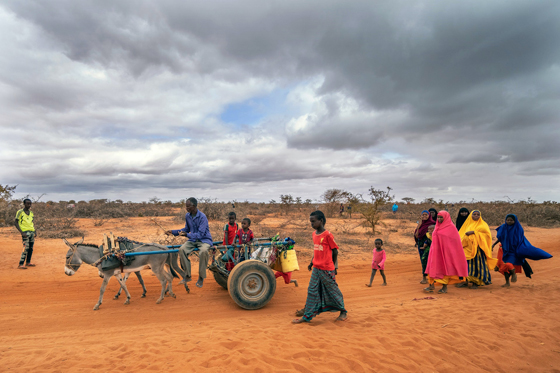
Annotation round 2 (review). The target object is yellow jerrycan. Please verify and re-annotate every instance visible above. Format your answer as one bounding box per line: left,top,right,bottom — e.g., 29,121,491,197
280,249,299,272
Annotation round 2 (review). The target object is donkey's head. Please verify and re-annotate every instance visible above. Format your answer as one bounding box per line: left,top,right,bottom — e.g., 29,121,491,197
63,237,84,276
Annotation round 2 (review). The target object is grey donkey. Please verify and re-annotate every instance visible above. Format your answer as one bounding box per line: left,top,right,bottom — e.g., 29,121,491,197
63,238,185,310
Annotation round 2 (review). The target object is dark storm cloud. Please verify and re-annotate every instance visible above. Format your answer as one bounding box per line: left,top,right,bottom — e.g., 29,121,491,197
1,0,559,201
6,1,560,129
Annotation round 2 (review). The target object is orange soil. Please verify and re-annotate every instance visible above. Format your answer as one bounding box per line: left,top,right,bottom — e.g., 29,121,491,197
1,218,559,372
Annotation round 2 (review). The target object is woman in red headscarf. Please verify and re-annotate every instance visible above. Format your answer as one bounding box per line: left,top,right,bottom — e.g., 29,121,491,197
424,211,468,294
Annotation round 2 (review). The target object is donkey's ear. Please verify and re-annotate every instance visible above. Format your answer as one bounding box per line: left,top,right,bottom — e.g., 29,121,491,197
76,237,84,245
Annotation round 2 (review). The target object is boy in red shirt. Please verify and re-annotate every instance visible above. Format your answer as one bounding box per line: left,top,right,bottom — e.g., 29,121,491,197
236,218,254,262
223,212,238,246
223,212,238,271
292,210,347,323
236,218,254,245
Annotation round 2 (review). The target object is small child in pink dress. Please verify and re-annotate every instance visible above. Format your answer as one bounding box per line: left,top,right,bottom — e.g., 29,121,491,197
366,238,387,286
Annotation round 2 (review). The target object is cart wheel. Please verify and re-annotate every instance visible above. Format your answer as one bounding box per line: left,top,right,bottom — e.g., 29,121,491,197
227,260,276,310
213,271,228,290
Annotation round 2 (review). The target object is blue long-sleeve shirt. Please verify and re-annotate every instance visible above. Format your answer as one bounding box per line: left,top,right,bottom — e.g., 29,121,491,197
171,210,213,245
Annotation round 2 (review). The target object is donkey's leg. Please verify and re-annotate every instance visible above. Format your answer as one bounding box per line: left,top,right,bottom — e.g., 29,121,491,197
94,276,111,311
115,273,132,305
153,267,170,304
162,264,173,297
114,272,131,300
163,266,175,298
134,271,147,298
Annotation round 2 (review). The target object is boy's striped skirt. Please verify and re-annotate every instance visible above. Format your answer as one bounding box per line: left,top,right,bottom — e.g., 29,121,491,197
302,268,346,322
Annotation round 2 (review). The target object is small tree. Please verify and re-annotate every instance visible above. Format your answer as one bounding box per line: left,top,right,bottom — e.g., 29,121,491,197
321,189,351,217
345,193,362,219
280,194,295,215
0,184,16,202
361,186,393,234
402,197,415,204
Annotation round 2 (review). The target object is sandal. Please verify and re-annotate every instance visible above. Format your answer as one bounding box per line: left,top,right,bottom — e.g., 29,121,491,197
423,287,434,293
26,263,36,267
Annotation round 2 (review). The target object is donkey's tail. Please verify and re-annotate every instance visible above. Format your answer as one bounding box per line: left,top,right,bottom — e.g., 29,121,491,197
167,252,184,279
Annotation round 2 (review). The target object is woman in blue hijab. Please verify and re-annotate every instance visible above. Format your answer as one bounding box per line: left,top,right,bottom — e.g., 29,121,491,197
492,214,552,287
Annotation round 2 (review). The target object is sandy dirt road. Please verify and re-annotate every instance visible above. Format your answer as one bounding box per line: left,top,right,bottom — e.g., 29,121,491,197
1,220,559,372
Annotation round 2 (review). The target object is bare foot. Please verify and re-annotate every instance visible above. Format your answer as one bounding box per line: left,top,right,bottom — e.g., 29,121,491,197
470,284,478,289
501,283,510,288
420,279,428,284
511,273,517,283
423,287,434,293
26,263,36,267
381,283,387,286
365,284,372,287
295,308,305,317
292,318,308,324
17,265,27,269
336,312,348,322
455,282,469,288
438,288,447,294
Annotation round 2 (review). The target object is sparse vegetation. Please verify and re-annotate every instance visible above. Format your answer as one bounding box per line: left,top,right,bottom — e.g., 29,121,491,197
1,184,558,245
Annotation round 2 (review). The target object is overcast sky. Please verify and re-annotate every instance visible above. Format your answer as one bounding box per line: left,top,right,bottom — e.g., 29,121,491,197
1,0,559,203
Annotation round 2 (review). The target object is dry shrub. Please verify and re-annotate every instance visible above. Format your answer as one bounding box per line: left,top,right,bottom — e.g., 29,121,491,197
28,203,85,238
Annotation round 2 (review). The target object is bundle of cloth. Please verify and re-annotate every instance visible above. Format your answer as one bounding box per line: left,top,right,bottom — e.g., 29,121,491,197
495,214,552,278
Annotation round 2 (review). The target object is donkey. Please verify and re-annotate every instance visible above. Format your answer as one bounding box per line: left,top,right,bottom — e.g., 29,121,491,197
63,238,183,310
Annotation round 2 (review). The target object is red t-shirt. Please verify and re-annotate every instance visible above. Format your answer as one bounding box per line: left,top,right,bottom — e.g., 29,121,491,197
223,223,238,245
236,228,254,244
312,230,338,271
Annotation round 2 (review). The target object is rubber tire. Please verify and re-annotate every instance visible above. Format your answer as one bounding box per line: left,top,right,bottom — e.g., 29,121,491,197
227,260,276,310
213,271,228,290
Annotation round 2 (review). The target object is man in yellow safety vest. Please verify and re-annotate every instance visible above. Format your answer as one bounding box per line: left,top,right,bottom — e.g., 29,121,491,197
15,198,37,269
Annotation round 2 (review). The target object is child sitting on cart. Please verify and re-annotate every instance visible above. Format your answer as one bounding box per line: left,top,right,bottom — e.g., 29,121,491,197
223,212,238,246
236,218,254,262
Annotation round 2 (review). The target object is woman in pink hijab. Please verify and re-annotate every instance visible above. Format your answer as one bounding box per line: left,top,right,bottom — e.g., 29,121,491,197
424,211,468,294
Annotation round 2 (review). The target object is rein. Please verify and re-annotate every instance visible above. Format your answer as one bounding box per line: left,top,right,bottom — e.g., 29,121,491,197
65,249,81,270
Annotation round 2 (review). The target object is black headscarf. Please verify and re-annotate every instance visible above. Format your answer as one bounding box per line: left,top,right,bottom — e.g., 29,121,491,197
428,208,438,222
455,207,470,230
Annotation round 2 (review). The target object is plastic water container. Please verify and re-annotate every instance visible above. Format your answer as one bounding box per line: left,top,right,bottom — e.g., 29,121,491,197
280,250,299,272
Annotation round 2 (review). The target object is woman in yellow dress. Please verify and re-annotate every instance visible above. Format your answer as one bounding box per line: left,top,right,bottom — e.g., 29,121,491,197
457,210,498,288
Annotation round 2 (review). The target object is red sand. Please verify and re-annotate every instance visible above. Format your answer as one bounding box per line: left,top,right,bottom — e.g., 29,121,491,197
1,218,559,372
